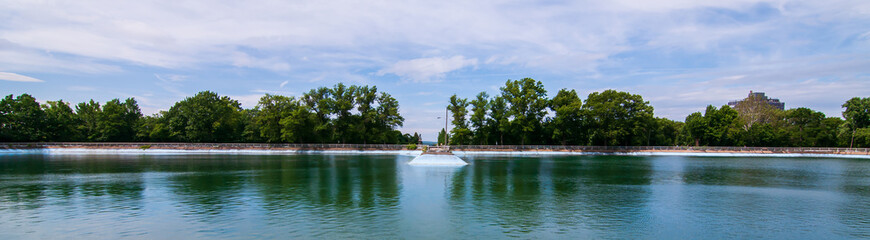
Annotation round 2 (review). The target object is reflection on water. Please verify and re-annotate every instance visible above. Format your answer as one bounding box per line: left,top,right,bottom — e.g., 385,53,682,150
0,153,868,239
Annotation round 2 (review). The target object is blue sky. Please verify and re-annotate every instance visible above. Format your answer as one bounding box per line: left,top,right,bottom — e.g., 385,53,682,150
1,0,869,141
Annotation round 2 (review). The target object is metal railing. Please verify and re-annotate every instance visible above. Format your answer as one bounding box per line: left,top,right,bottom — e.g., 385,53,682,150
448,145,870,154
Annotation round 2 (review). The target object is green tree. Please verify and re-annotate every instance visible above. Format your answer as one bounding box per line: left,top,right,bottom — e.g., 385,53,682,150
448,94,471,145
684,112,706,146
0,94,47,141
301,87,333,143
42,100,80,141
75,100,102,141
374,92,404,143
842,97,870,148
279,103,316,143
164,91,244,142
784,108,826,147
743,123,788,147
488,96,510,145
469,92,490,145
96,98,141,141
818,117,844,147
355,86,379,143
330,83,357,143
583,90,654,146
500,78,548,145
703,105,742,146
137,113,171,142
549,89,584,145
649,117,682,146
253,94,296,142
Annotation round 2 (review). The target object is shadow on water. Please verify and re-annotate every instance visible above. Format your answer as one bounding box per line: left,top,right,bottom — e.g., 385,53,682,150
2,153,870,239
448,155,654,238
161,154,403,238
0,154,146,212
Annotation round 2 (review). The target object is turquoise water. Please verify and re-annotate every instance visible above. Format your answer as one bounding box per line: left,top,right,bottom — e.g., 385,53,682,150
0,153,868,239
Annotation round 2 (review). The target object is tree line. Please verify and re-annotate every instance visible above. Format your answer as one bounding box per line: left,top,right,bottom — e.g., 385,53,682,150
442,78,870,148
0,83,420,144
2,79,868,147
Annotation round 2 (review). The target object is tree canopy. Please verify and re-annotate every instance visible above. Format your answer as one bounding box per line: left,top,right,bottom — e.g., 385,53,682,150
2,80,868,148
1,84,412,144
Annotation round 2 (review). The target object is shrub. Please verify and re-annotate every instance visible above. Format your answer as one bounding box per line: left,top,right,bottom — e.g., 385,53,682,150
406,144,417,150
139,145,151,150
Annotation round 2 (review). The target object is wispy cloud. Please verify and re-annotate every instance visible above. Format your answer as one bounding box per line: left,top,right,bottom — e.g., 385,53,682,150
2,0,869,141
153,74,187,97
378,56,478,82
0,72,43,82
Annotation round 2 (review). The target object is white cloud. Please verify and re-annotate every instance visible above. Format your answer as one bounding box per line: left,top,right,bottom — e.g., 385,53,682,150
626,54,870,120
153,74,187,97
0,72,43,82
378,56,478,82
231,52,290,71
1,0,867,76
2,0,869,140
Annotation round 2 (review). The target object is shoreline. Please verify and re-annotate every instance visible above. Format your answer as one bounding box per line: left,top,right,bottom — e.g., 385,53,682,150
1,142,868,158
2,145,869,159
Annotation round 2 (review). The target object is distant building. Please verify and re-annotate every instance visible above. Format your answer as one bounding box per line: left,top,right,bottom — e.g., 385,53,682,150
727,91,785,110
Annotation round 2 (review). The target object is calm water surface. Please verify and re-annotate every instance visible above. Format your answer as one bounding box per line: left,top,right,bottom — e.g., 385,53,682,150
0,153,868,239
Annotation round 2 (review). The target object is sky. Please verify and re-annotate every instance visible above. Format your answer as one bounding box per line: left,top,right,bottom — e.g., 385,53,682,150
1,0,869,141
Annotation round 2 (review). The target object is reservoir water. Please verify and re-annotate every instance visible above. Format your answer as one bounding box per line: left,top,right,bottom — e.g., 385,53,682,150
0,153,868,239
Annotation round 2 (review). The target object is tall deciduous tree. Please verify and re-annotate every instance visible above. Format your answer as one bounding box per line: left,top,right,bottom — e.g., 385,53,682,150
375,92,404,143
842,97,870,147
330,83,357,143
784,108,826,147
0,94,47,141
165,91,244,142
253,94,296,142
684,112,706,146
703,105,741,146
448,94,471,145
75,100,102,141
96,98,141,141
469,92,490,145
583,90,653,146
549,89,584,145
42,100,80,141
356,86,379,143
301,87,333,143
488,96,509,145
500,78,548,145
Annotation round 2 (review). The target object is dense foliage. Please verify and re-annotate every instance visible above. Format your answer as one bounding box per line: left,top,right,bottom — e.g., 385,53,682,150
2,80,867,147
442,79,868,147
1,84,419,144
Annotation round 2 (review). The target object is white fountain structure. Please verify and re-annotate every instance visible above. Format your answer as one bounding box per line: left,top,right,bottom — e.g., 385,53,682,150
408,146,468,166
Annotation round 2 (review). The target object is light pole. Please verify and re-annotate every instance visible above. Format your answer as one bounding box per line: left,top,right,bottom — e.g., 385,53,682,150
436,106,450,147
